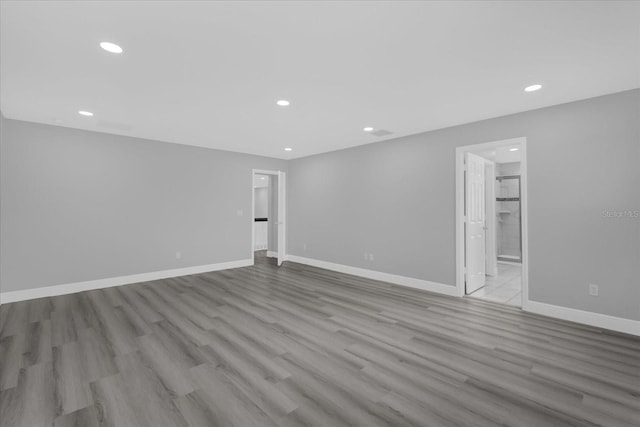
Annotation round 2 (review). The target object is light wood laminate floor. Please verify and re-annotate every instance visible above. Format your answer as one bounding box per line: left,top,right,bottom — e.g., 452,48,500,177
1,252,639,426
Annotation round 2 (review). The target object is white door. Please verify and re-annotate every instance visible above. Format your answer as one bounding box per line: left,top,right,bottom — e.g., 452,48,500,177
277,171,286,266
465,153,486,294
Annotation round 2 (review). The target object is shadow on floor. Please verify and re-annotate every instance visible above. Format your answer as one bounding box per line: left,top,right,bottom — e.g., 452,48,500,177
254,250,278,266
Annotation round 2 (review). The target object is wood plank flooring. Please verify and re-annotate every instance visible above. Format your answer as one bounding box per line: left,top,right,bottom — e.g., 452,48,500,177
1,252,639,426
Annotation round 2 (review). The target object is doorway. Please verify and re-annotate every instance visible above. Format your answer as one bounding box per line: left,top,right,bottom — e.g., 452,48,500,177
455,138,529,308
251,169,286,266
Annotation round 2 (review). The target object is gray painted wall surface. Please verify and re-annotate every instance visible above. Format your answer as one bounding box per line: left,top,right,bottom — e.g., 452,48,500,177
2,91,638,321
288,90,640,321
254,187,268,218
0,117,286,292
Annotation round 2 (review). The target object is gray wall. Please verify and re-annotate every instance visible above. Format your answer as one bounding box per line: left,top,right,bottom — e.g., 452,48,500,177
0,116,287,292
288,89,640,321
254,187,268,218
2,91,638,321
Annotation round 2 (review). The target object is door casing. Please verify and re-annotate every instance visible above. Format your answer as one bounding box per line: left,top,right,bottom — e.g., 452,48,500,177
485,160,498,277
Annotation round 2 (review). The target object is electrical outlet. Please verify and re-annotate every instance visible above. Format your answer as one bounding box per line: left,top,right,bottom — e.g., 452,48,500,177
176,251,182,260
369,253,374,261
364,252,369,260
303,243,307,251
236,209,244,216
589,283,599,296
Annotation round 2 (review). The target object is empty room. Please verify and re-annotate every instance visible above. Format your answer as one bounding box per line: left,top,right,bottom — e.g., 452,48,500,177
1,1,639,426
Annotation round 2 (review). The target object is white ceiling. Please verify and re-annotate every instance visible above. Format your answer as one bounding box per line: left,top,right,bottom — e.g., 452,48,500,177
1,1,638,159
476,145,521,164
254,174,269,188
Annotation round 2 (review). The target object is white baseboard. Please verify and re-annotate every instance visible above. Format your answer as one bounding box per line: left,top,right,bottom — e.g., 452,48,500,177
497,260,522,267
286,255,458,297
267,251,277,258
5,255,635,337
0,258,254,304
525,300,639,336
286,255,638,336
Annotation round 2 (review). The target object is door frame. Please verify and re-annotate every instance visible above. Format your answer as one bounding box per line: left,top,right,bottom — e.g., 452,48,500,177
251,169,286,265
455,137,529,309
485,160,498,277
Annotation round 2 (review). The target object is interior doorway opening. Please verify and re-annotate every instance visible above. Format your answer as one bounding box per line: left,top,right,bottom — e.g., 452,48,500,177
253,173,271,252
455,138,529,308
251,169,286,266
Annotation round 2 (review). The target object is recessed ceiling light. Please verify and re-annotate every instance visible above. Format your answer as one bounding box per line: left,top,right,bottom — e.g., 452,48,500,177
363,127,374,132
510,148,519,151
524,84,542,92
100,42,123,54
284,147,293,151
78,110,94,117
260,177,266,180
276,100,290,107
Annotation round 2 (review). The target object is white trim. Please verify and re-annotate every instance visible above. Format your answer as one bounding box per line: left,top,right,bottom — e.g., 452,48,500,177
277,170,286,266
286,255,639,336
253,169,280,175
455,137,529,308
498,255,521,260
0,259,253,304
526,300,640,336
497,260,522,267
485,159,497,277
287,255,458,297
266,251,277,258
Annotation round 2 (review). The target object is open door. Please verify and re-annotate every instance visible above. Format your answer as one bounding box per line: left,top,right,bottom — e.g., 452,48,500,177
277,171,286,266
465,152,486,294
